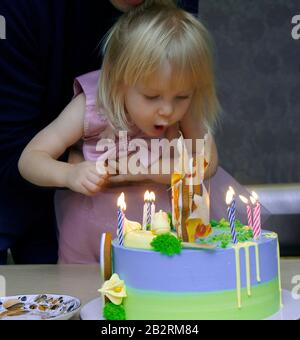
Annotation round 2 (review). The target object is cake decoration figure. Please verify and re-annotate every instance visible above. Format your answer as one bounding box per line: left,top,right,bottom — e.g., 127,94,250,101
171,134,210,243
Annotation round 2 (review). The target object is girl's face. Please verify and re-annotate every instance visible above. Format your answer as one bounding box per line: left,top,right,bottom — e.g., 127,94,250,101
124,62,195,137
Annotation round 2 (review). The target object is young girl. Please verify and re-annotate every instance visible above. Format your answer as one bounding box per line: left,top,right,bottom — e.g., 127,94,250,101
18,0,260,264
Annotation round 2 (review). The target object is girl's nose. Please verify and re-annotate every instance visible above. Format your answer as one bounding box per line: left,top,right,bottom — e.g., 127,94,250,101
158,102,174,117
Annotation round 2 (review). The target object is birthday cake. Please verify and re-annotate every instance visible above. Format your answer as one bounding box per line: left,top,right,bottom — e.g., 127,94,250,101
98,137,282,320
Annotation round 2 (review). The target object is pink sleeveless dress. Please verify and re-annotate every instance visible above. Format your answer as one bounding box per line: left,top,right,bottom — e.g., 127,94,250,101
55,71,270,264
55,71,172,264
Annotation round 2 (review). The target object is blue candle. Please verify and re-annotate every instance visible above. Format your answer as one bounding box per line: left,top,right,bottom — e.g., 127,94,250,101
117,193,126,246
226,189,238,244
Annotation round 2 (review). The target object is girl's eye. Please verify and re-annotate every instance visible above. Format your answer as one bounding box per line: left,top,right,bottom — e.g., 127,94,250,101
144,95,159,100
143,95,191,100
176,96,190,100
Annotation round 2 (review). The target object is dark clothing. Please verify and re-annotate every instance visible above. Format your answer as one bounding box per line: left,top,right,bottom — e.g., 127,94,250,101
0,0,121,189
0,0,122,264
0,189,57,264
0,0,198,264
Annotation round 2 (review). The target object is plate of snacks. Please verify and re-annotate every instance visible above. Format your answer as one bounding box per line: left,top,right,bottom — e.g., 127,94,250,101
0,294,81,320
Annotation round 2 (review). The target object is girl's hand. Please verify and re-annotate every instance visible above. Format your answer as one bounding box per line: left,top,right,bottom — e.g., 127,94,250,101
66,161,108,196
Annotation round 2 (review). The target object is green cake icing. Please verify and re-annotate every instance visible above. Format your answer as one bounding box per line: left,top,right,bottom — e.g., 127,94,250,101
124,279,280,320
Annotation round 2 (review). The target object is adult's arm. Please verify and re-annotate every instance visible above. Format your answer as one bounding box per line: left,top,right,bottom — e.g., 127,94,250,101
0,0,121,191
0,0,52,191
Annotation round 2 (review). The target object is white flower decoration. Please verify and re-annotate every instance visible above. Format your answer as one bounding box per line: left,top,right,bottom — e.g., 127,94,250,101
98,274,127,305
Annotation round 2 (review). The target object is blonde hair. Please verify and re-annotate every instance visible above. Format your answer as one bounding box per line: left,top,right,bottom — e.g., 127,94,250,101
98,0,220,132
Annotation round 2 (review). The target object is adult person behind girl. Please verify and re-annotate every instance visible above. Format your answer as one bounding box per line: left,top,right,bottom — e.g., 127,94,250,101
0,0,197,265
0,0,148,265
18,0,221,263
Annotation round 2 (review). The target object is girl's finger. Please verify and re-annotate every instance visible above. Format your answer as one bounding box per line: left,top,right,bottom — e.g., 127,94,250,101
78,184,94,197
87,173,105,186
92,164,111,178
82,180,101,195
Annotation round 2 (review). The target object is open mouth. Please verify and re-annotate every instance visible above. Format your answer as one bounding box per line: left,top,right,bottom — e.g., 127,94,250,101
154,125,166,132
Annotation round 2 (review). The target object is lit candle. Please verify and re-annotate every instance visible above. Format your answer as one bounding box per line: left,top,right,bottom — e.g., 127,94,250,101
229,186,235,195
251,192,261,240
226,188,238,244
239,195,253,227
117,193,126,246
229,187,237,230
150,192,156,227
143,191,150,230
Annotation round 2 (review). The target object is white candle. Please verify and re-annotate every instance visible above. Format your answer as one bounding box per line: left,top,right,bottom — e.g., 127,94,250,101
150,192,156,227
143,191,150,230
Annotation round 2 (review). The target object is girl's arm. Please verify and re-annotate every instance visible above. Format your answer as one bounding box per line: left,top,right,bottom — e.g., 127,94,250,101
18,94,107,196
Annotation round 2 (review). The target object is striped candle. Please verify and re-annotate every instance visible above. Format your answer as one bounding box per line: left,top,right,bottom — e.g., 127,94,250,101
252,202,261,240
117,193,126,246
143,191,150,230
251,192,262,240
147,198,151,226
239,195,253,227
231,199,238,244
247,204,253,228
150,192,156,227
226,189,238,244
117,208,125,246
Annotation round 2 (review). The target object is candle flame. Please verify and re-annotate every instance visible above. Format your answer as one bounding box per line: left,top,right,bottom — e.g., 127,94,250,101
117,193,126,210
252,191,259,201
226,190,234,205
239,195,249,205
149,192,156,202
250,196,257,205
229,186,235,195
144,190,150,201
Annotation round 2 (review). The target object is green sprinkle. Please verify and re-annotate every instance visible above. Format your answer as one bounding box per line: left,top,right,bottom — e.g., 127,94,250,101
210,219,219,228
151,234,182,256
103,303,126,320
